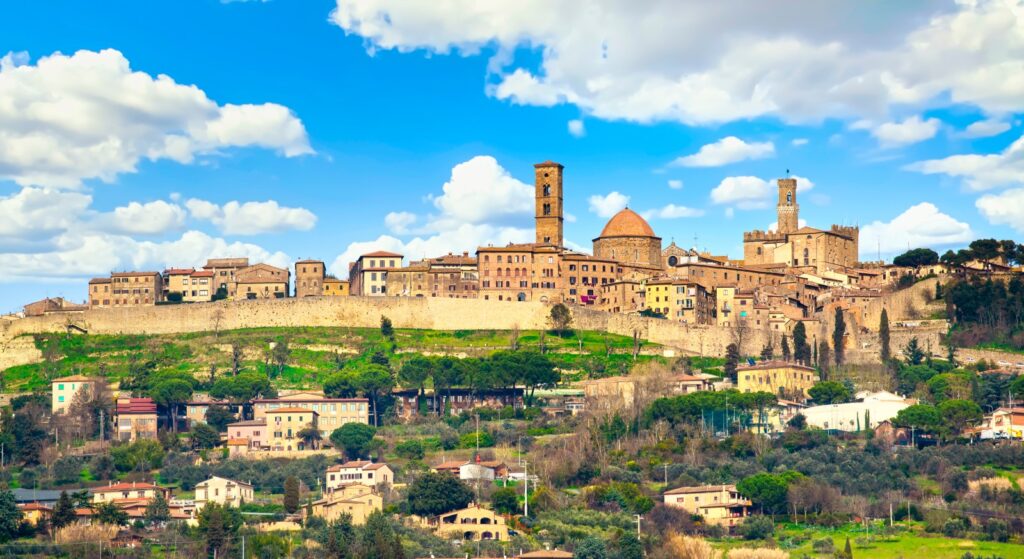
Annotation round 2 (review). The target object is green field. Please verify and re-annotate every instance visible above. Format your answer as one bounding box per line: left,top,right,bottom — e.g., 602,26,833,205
4,327,662,391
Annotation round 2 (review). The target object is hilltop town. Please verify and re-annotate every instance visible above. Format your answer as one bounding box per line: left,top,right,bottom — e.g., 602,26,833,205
0,159,1022,558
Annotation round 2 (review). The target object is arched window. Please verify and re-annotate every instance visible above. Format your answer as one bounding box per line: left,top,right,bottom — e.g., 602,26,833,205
543,184,551,196
786,192,792,205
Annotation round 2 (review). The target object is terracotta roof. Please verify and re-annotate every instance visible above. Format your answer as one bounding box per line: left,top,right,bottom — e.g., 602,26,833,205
53,374,97,383
93,482,163,493
164,268,195,275
295,259,324,264
328,460,389,471
266,406,318,414
191,270,214,277
664,484,737,495
517,551,574,559
737,360,816,372
254,397,367,404
361,251,403,258
116,398,157,414
433,460,467,470
88,277,112,284
597,208,657,239
18,503,52,512
227,419,267,427
111,271,161,277
227,438,250,446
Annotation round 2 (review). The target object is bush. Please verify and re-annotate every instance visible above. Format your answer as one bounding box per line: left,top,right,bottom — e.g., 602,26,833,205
943,518,968,538
394,439,425,460
811,538,834,554
984,519,1009,542
459,431,494,448
737,516,775,540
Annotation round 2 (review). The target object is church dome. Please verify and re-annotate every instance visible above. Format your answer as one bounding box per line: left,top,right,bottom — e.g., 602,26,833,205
598,208,657,238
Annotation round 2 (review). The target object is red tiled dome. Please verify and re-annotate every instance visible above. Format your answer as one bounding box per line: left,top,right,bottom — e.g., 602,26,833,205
598,208,656,238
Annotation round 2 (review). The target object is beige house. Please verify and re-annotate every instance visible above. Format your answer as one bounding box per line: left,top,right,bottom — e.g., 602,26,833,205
232,263,290,300
195,476,254,508
87,277,113,308
645,278,715,324
92,482,170,504
349,251,403,296
326,461,394,492
422,503,509,542
253,392,369,436
663,485,751,528
310,483,382,525
266,407,318,451
52,374,100,414
295,259,326,297
163,268,215,302
201,257,250,298
114,397,159,442
736,361,818,400
323,277,349,296
88,271,164,308
226,418,268,449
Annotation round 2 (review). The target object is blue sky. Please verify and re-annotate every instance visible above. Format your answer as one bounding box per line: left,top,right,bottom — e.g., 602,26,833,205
1,0,1022,312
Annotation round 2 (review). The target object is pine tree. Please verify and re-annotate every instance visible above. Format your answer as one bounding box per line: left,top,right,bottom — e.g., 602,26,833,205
51,490,76,530
145,491,170,525
833,308,847,365
879,308,891,363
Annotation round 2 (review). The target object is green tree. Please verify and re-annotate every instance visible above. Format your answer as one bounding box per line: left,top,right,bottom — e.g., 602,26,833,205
893,247,939,267
355,510,405,559
271,338,291,378
145,491,170,525
110,439,166,472
324,371,360,399
893,404,942,436
903,338,925,365
318,515,355,559
793,322,811,365
938,399,983,437
8,409,47,465
356,364,395,427
781,335,791,361
818,341,832,373
760,343,774,361
724,343,740,382
833,308,846,365
0,489,22,542
615,532,643,559
491,486,519,515
209,373,276,418
574,537,607,559
94,501,128,526
197,502,242,558
190,422,220,450
284,476,300,514
204,405,236,432
149,378,193,433
330,423,377,459
808,381,852,404
394,439,424,460
298,424,322,450
879,308,891,362
51,491,77,530
737,471,803,514
406,471,473,517
549,303,573,336
398,355,432,400
380,315,394,340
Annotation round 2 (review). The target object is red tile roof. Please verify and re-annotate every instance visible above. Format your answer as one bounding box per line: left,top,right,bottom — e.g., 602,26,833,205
361,251,403,258
93,482,163,493
116,398,157,414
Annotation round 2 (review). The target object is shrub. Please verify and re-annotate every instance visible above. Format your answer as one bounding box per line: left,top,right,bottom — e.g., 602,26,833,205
459,431,494,448
984,519,1009,542
943,518,968,538
811,538,834,554
394,439,425,460
737,516,775,540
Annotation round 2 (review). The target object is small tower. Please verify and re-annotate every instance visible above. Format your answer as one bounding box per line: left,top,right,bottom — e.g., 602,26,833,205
776,178,799,234
534,161,564,247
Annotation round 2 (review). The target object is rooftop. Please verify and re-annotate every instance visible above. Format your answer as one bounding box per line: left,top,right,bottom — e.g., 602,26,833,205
597,208,657,239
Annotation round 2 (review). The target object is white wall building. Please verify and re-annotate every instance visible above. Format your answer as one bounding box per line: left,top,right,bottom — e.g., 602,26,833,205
802,391,913,432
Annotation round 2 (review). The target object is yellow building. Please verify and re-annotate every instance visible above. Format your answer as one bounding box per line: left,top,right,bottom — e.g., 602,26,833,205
349,251,404,296
422,503,509,542
265,407,318,451
663,485,751,528
644,278,715,324
52,374,100,414
163,268,215,302
253,392,369,437
18,503,52,526
310,484,382,525
195,476,254,508
736,361,818,400
323,277,349,296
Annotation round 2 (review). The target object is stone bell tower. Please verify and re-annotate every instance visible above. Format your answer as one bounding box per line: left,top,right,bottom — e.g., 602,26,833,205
776,177,799,234
534,161,564,247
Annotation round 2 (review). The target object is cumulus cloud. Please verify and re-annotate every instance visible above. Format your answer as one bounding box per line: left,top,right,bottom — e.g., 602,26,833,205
860,202,973,255
0,187,91,252
568,119,585,137
641,204,704,220
384,211,417,234
963,118,1012,138
330,1,1024,125
854,115,941,147
671,137,775,167
710,175,814,210
908,134,1024,191
428,155,534,230
588,191,630,218
186,199,317,235
667,179,683,190
976,188,1024,233
0,49,311,188
101,200,186,235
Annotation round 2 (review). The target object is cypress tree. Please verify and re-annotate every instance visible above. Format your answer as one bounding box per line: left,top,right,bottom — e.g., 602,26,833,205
781,335,791,361
879,308,891,362
833,308,846,365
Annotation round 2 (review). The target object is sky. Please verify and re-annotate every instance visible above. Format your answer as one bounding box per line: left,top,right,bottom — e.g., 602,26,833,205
1,0,1023,313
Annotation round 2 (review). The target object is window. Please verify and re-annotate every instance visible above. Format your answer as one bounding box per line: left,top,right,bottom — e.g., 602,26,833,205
543,184,550,196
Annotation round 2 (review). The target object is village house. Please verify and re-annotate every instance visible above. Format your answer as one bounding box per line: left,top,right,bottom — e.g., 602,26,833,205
392,388,524,421
736,361,818,401
663,485,751,529
87,271,164,308
114,397,159,442
225,418,268,450
163,268,215,302
252,392,369,436
231,263,290,300
325,461,394,492
976,407,1024,440
349,251,404,296
51,374,101,414
194,476,254,508
419,503,509,542
266,407,318,451
92,482,171,504
431,460,508,481
310,484,382,525
23,297,87,317
18,503,52,527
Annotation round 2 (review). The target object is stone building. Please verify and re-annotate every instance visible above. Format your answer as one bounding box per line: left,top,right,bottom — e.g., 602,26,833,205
736,361,818,400
295,259,326,297
24,297,86,317
88,278,113,308
349,251,403,296
323,277,349,296
88,272,164,308
163,268,215,302
385,252,479,299
231,263,290,300
644,278,715,324
592,208,663,272
743,178,859,273
534,161,564,247
201,257,251,298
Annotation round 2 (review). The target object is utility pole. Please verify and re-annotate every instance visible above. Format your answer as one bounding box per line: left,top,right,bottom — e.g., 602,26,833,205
889,502,894,526
663,463,669,486
634,514,642,536
523,461,529,518
99,409,105,441
241,535,245,559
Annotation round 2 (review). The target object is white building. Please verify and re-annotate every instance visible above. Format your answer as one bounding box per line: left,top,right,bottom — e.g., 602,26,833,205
802,391,914,432
194,476,254,508
325,461,394,492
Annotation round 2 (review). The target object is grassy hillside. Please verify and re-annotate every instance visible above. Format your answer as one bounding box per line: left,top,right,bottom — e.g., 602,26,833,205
3,327,662,391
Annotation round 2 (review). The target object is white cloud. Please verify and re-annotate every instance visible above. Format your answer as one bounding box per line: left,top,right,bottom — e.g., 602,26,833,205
0,49,311,188
641,204,704,220
588,191,630,218
908,134,1024,191
384,211,418,234
186,199,317,235
860,202,973,255
792,138,809,147
568,119,585,137
0,187,91,251
976,188,1024,233
105,200,186,235
671,137,774,167
331,1,1024,125
709,176,772,209
429,155,534,229
962,118,1012,138
667,179,683,190
855,115,941,147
